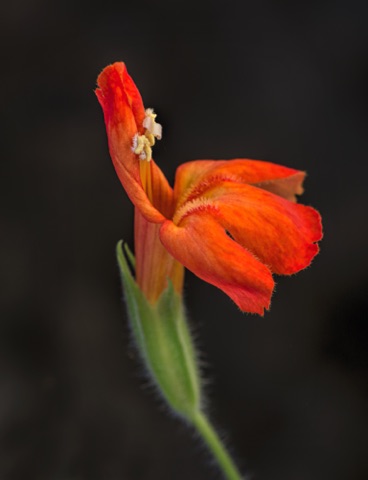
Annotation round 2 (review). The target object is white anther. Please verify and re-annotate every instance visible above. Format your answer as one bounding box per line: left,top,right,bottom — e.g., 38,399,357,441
131,108,162,162
132,134,152,161
143,108,162,140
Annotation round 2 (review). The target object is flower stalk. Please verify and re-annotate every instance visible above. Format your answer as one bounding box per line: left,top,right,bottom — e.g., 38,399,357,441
192,411,242,480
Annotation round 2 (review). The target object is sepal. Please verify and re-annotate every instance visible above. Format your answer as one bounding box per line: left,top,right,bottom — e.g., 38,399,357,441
116,241,201,419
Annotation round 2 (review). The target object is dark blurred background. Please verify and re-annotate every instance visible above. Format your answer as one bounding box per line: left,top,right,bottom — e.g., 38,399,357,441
1,0,368,479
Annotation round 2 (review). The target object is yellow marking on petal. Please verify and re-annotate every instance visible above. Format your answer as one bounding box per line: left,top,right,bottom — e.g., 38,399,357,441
173,197,220,225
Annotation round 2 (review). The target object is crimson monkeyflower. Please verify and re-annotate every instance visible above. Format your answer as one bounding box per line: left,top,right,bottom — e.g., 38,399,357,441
96,62,322,315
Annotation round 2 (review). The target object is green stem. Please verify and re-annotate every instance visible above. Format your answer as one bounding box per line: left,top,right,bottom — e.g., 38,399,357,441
191,410,243,480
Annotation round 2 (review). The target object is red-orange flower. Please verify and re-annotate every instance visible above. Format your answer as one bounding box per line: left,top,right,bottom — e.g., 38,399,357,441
96,62,322,315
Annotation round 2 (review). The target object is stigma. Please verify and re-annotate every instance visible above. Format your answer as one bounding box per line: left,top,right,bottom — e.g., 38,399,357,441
132,108,162,161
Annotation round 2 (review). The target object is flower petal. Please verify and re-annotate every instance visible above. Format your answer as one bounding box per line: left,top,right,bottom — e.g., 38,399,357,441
96,62,146,136
160,212,275,314
174,159,306,207
177,181,322,275
96,62,170,223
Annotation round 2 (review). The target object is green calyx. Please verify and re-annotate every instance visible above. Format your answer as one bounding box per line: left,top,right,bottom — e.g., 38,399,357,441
116,241,243,480
116,241,201,419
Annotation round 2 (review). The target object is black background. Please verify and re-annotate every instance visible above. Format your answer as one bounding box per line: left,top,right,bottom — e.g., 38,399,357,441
2,0,368,479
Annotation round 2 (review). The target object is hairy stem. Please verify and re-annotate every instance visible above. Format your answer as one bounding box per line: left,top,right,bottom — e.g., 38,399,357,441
191,410,243,480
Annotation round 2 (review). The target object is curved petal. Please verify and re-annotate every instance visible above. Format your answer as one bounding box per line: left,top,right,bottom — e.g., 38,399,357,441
174,159,305,208
96,62,146,135
96,62,170,223
160,212,275,314
175,181,322,275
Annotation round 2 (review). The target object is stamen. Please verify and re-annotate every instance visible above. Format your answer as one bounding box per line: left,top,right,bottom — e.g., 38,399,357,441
131,108,162,163
143,108,162,139
133,108,162,202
